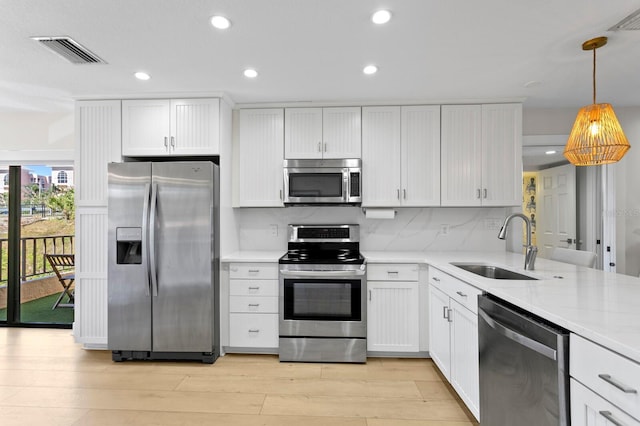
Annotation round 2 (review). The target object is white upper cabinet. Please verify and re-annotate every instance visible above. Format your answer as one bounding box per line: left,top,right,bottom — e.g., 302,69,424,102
362,105,440,207
238,108,285,207
122,98,220,156
284,107,361,159
441,103,522,206
362,106,402,206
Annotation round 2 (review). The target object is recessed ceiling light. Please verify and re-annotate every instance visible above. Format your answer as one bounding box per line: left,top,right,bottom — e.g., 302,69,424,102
210,15,231,29
545,150,558,155
372,10,392,24
363,65,378,75
244,68,258,78
134,72,151,81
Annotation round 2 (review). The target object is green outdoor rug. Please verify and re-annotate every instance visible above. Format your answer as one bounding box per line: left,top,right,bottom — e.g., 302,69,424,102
0,292,74,324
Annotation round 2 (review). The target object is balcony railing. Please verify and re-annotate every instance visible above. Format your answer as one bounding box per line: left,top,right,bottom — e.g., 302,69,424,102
0,235,74,284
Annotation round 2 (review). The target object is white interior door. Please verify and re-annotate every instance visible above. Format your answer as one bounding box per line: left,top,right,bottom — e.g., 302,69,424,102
537,164,577,259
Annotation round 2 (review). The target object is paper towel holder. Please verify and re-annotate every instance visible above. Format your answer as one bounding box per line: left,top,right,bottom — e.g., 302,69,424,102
361,207,397,219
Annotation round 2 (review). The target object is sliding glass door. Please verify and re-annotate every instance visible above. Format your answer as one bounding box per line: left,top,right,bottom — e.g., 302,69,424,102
0,165,75,327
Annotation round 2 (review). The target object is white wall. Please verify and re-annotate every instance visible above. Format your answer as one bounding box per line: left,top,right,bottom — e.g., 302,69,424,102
524,107,640,277
0,111,74,164
235,206,510,253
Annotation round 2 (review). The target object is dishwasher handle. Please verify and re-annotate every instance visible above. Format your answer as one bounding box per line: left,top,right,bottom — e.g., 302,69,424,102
479,309,557,361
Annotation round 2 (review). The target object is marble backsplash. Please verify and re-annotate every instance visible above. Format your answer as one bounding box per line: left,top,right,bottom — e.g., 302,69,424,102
234,206,512,253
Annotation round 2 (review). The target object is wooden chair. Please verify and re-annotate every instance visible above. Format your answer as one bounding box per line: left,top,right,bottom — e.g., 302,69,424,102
45,254,75,309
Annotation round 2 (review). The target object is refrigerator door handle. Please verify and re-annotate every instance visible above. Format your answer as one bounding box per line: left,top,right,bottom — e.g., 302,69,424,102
142,183,151,297
149,183,159,296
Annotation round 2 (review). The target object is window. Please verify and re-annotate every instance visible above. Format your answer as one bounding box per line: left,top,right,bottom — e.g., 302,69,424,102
57,171,68,184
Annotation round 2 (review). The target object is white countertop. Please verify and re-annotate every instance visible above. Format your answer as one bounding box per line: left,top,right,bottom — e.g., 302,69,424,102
366,250,640,364
223,249,640,363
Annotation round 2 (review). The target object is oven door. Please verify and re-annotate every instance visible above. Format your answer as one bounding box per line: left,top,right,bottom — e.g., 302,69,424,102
279,269,366,338
283,167,348,204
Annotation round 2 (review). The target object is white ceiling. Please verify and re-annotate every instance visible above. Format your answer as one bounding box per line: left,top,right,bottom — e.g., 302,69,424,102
1,0,640,113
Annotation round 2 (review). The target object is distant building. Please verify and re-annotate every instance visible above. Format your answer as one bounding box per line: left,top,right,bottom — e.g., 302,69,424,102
51,167,74,188
0,166,73,202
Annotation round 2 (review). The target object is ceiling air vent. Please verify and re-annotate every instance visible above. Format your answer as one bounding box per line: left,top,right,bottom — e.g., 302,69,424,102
31,36,106,64
609,8,640,31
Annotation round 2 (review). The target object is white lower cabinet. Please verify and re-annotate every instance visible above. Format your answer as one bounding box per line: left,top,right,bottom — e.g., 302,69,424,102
571,379,640,426
570,333,640,425
367,264,420,353
228,263,279,351
428,266,481,420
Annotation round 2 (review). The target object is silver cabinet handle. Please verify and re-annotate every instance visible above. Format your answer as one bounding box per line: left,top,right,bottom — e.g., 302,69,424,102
248,329,260,333
456,291,467,297
476,189,481,199
397,189,400,199
369,290,372,301
248,269,260,273
164,136,168,149
318,142,322,152
479,309,557,360
324,142,327,152
248,303,260,307
598,374,638,394
599,411,627,426
442,306,449,319
483,188,487,198
432,277,440,282
447,308,453,323
403,189,406,199
387,271,399,275
247,286,260,290
170,136,175,149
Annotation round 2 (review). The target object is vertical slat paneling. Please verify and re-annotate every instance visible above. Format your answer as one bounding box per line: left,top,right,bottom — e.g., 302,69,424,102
323,107,361,158
362,106,401,206
368,282,419,352
284,108,322,159
402,105,441,206
172,99,219,154
441,105,482,206
74,100,121,348
77,101,121,204
239,109,284,206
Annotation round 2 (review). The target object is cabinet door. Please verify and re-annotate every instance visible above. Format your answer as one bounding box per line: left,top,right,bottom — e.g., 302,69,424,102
571,379,640,426
450,299,480,420
362,106,401,207
401,105,441,206
284,108,323,159
441,105,482,206
170,98,220,155
122,99,171,156
428,284,451,379
322,107,361,158
238,109,285,207
367,281,419,352
481,103,522,206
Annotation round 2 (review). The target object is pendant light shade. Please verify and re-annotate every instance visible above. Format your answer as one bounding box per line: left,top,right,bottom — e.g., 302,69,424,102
564,37,630,166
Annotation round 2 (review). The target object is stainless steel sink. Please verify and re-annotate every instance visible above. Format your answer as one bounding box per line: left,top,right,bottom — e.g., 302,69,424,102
450,263,538,280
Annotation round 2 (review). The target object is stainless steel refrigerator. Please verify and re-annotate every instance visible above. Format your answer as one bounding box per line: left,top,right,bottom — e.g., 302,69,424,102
107,161,219,363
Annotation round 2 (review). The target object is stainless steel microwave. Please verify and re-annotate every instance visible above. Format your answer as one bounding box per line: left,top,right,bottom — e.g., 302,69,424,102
283,159,361,205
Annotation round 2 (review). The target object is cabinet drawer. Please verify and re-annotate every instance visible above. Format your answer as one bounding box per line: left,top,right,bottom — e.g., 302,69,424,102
429,266,482,314
368,263,419,281
229,313,278,348
571,334,640,419
230,296,278,313
229,279,278,296
229,263,279,279
571,378,640,426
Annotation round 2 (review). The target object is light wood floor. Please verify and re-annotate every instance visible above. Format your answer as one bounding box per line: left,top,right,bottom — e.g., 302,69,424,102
0,328,479,425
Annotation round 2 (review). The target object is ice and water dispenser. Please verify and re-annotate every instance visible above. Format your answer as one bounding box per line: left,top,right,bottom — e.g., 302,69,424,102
116,227,142,264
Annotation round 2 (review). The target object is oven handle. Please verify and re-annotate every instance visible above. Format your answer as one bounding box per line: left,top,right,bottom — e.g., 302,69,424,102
280,269,366,277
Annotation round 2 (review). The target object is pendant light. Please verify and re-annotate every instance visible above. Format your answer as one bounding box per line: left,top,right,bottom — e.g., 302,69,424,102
564,36,630,166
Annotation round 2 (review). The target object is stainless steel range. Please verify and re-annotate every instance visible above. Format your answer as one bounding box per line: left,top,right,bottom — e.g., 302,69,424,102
279,224,366,363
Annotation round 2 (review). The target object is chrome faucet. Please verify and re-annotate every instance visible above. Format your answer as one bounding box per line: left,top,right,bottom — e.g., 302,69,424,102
498,213,538,270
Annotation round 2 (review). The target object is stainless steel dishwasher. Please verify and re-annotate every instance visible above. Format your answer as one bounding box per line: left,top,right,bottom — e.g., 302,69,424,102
478,294,570,426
